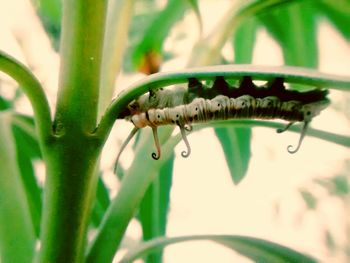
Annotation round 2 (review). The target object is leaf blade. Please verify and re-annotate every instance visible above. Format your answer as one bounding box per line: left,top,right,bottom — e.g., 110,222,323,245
215,127,251,184
260,1,318,67
120,235,317,263
0,113,36,262
139,153,174,263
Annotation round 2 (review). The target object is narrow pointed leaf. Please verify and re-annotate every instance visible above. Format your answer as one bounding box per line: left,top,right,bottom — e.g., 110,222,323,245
318,0,350,40
11,114,42,237
31,0,62,48
215,127,251,184
0,113,36,262
129,0,188,71
86,127,175,263
139,153,174,263
12,114,42,159
233,18,258,64
91,177,110,227
260,1,318,67
120,235,317,263
99,0,135,116
0,95,12,110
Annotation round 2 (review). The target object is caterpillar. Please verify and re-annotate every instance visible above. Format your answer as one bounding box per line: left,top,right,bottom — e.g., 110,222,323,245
114,76,329,172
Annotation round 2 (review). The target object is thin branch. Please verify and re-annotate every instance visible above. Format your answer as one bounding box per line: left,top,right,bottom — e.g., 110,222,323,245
195,120,350,148
95,64,350,142
0,51,52,142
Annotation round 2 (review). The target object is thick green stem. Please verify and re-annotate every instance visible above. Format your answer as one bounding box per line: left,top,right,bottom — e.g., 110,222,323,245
55,0,107,133
38,0,108,262
38,134,101,262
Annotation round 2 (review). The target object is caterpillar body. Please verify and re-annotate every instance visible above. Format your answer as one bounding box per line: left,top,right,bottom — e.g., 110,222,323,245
114,76,329,172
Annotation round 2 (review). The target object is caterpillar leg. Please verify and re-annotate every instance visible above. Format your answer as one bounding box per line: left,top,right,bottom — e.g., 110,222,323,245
287,121,309,154
276,122,295,133
151,127,161,160
114,127,139,174
179,125,191,158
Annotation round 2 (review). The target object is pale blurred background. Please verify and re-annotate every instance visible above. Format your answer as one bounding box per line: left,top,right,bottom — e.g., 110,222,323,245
1,0,350,262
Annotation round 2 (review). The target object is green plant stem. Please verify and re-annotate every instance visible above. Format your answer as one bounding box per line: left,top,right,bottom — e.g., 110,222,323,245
55,0,107,133
0,51,52,143
38,0,108,262
38,135,101,263
96,64,350,140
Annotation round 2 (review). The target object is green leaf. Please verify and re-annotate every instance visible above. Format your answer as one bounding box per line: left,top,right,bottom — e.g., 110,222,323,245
13,143,42,237
316,175,350,197
12,114,42,159
299,189,317,210
0,95,12,110
260,1,318,67
331,175,349,196
189,0,299,66
91,177,110,227
139,153,174,263
86,127,176,263
120,235,317,263
11,114,42,237
128,0,188,70
215,127,251,184
99,0,135,117
0,113,36,262
233,18,259,64
31,0,62,49
318,0,350,40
